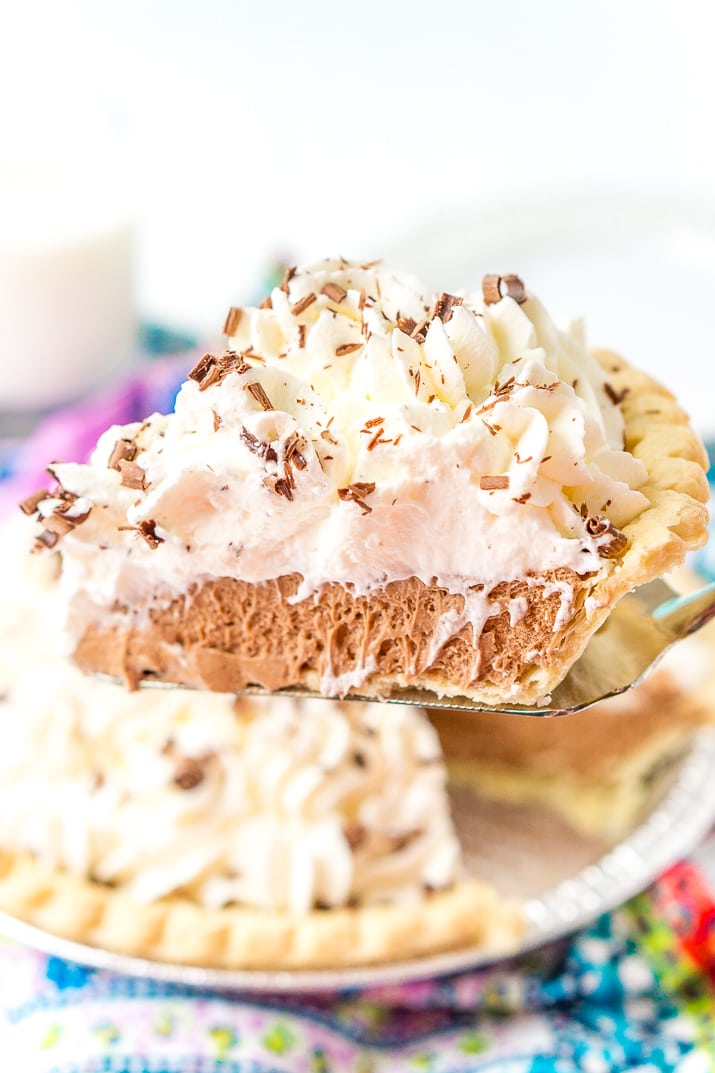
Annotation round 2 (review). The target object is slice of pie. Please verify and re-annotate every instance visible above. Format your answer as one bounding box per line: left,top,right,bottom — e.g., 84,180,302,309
430,643,714,841
23,260,709,706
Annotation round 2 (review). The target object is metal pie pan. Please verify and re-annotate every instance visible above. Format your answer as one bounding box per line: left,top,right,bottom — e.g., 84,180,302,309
2,728,715,993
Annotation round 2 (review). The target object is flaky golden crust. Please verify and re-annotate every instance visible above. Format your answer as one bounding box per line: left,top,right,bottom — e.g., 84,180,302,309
0,852,522,970
527,350,710,702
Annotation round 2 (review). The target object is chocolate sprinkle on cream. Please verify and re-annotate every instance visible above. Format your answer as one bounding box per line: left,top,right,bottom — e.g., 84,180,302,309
240,427,278,463
335,342,362,356
482,274,502,305
410,319,428,344
18,489,50,516
284,431,307,470
482,274,527,306
397,315,416,335
501,273,527,303
259,295,273,310
188,353,221,390
188,352,250,391
433,292,463,323
321,282,347,303
108,438,138,471
585,515,629,558
246,382,274,411
291,292,317,316
264,475,294,501
41,512,76,539
136,520,163,549
222,306,243,336
338,481,376,514
480,475,510,490
117,459,147,491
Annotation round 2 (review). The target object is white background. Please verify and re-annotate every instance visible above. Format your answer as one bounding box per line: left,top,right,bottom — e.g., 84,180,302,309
2,0,715,429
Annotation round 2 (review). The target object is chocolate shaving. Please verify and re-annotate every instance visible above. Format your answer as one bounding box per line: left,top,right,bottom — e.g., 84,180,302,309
585,516,629,558
246,382,274,411
212,410,222,432
367,429,389,451
364,416,384,429
397,315,416,335
322,282,347,303
494,375,515,396
338,481,376,514
335,342,363,356
433,292,463,323
188,351,250,392
108,438,138,471
512,492,532,504
222,306,243,336
188,353,221,390
136,519,163,549
284,431,307,470
117,459,147,491
482,273,527,305
28,483,93,547
410,319,428,344
259,295,273,310
291,292,317,316
604,382,629,406
264,475,294,501
240,427,277,462
41,512,76,539
174,757,204,791
298,324,307,348
19,489,50,516
480,475,510,490
501,273,527,303
482,274,502,305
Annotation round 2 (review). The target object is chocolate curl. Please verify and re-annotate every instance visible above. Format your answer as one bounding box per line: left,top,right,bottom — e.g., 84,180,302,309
586,516,629,558
482,274,527,306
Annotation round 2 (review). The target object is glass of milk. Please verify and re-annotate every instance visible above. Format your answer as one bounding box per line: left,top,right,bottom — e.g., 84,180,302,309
0,94,136,429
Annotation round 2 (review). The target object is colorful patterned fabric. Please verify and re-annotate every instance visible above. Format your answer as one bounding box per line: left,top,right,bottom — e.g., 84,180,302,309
1,862,714,1071
1,355,715,1070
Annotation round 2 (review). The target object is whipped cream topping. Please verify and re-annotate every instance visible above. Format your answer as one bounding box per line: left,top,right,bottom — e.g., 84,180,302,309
0,517,461,911
41,259,649,642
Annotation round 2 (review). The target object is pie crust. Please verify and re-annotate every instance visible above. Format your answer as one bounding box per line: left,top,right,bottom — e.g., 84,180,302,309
0,853,522,970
